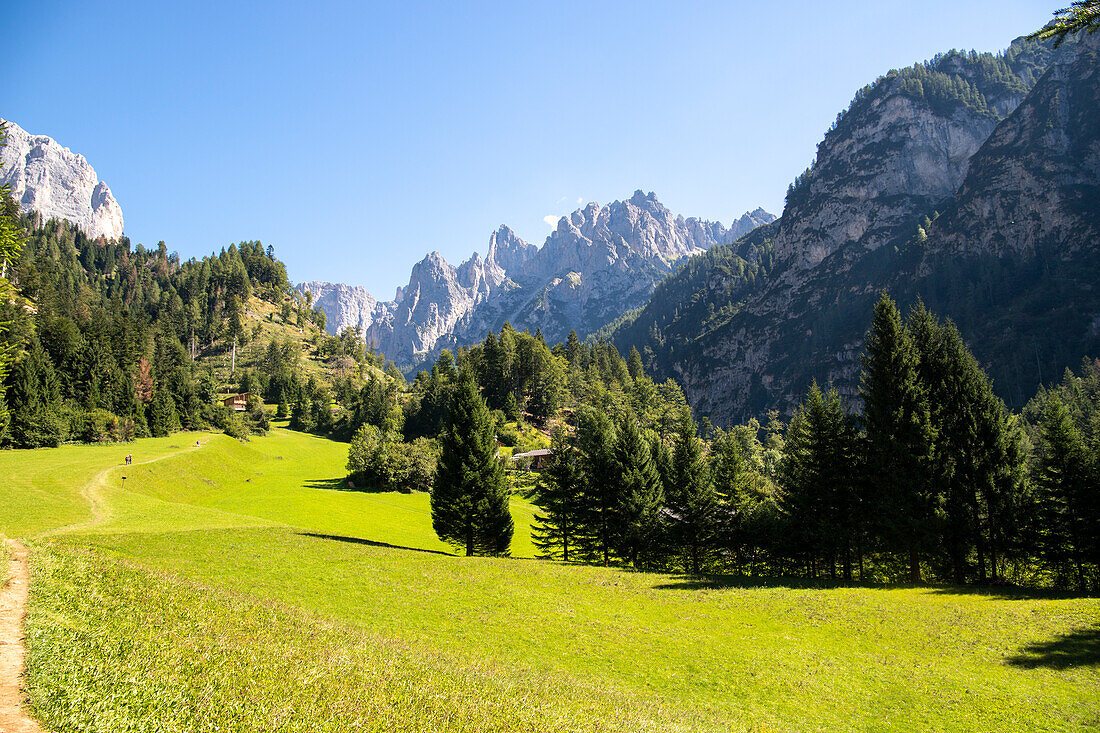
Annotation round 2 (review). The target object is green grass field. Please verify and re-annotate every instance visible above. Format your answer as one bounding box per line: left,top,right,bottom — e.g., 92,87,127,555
5,426,1099,731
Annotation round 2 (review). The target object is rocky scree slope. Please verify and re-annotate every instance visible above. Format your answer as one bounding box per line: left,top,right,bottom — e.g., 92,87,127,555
0,119,124,240
613,36,1098,425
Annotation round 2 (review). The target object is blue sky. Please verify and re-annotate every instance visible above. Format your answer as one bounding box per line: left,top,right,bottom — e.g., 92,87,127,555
4,0,1056,298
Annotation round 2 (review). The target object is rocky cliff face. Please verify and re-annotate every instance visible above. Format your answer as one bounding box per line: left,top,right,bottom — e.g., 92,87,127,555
0,119,124,240
614,35,1098,425
301,195,774,368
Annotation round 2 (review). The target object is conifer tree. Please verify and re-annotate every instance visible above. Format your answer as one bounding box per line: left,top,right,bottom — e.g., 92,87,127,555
909,303,1029,582
667,412,720,574
430,369,513,556
149,385,180,437
1034,398,1093,589
612,413,664,567
531,425,582,561
860,293,937,583
0,122,25,417
627,346,645,380
780,382,859,579
575,406,618,565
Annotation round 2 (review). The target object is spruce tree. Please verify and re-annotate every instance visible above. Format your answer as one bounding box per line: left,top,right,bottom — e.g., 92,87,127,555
627,346,645,380
1034,398,1092,589
612,413,664,567
430,369,513,556
780,382,859,579
149,386,180,437
0,122,26,414
860,293,937,583
531,425,582,561
909,303,1029,582
575,406,618,565
667,412,720,574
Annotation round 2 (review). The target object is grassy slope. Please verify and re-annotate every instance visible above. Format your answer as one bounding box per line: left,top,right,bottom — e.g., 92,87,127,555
5,428,1099,732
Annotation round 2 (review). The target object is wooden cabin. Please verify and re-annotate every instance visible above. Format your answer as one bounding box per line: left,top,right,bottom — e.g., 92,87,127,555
223,393,253,411
510,448,553,471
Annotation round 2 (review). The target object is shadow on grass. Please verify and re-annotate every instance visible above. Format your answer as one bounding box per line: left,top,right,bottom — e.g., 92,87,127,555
297,532,453,557
304,477,417,494
303,477,354,491
1007,624,1100,669
927,585,1096,601
653,574,859,591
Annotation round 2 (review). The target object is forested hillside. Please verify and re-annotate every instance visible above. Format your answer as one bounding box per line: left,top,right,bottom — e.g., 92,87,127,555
0,215,360,446
611,35,1099,425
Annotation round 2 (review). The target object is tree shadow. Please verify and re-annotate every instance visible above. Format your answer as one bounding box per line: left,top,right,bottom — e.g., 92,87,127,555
296,532,453,557
1006,624,1100,669
653,574,857,591
303,477,415,494
303,477,354,491
928,585,1094,601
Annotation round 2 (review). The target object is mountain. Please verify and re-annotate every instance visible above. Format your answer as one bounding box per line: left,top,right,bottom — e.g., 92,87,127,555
299,193,775,368
0,119,124,240
612,35,1098,425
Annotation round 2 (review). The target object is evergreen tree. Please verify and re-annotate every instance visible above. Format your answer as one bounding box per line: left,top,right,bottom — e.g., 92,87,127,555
1033,398,1094,589
627,346,645,380
612,413,664,567
575,406,618,565
667,412,721,574
531,425,583,561
0,122,26,418
860,293,937,583
779,382,859,579
149,385,180,437
430,369,513,556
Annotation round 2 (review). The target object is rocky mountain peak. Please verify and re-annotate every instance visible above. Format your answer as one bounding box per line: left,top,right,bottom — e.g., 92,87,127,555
486,225,536,275
1,119,124,240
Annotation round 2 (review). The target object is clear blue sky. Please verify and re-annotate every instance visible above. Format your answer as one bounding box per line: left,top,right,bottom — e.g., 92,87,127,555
3,0,1057,298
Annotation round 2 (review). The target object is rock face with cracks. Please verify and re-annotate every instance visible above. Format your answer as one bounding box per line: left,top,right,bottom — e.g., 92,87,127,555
1,119,124,241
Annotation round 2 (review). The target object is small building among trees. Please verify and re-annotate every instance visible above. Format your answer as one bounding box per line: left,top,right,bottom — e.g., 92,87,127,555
511,448,553,471
223,393,254,411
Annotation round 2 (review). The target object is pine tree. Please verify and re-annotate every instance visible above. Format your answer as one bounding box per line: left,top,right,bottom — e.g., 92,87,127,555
1034,398,1093,589
612,413,664,567
430,369,513,556
860,293,937,583
667,412,720,574
575,406,618,565
531,425,582,561
0,122,26,416
780,382,859,579
627,346,645,380
149,385,180,437
910,303,1029,582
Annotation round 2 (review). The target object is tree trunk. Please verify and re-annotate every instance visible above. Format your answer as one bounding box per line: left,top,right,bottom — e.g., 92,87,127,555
909,546,921,584
466,523,474,557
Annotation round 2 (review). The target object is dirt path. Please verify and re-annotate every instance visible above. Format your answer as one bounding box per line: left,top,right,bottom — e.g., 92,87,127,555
40,442,204,538
0,539,46,733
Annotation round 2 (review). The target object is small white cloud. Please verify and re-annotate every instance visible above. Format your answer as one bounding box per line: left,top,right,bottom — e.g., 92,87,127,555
577,197,583,204
556,196,568,205
543,215,560,228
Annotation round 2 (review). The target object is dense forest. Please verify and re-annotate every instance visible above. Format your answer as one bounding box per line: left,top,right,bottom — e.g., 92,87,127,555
0,214,335,446
522,295,1099,590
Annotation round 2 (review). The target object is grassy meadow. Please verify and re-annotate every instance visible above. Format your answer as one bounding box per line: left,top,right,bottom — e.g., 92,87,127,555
4,426,1098,731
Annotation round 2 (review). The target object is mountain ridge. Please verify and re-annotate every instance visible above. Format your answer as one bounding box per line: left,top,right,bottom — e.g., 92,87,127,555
299,195,775,369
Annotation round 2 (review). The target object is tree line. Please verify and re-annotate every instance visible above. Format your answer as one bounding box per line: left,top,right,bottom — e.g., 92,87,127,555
434,293,1097,591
